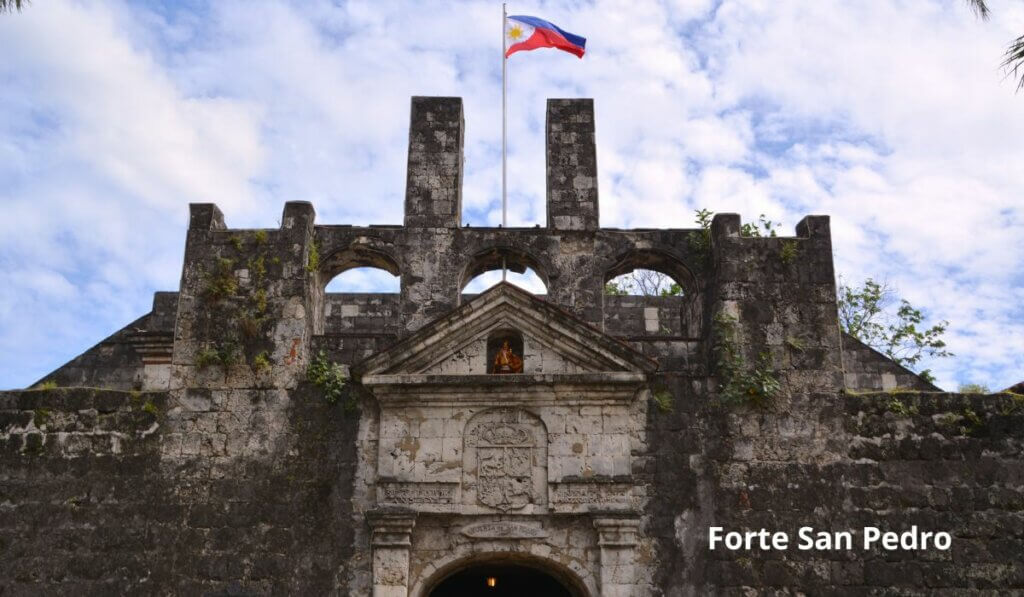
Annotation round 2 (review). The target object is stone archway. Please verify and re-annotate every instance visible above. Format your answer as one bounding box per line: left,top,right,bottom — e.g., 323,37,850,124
419,554,591,597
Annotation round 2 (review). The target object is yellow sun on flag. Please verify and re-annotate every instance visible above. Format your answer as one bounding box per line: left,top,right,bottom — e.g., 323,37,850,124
507,24,524,41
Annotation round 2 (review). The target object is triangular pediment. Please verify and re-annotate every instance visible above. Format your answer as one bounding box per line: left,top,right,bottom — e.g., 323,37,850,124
354,283,656,380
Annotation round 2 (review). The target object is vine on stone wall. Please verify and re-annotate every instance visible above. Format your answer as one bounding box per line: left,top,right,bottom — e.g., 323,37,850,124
306,350,356,412
712,312,782,408
650,383,675,413
687,208,713,266
305,240,320,273
196,231,277,377
688,209,798,267
780,240,799,265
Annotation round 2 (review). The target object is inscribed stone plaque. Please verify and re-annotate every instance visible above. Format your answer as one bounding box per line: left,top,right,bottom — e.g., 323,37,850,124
379,482,456,505
460,521,549,539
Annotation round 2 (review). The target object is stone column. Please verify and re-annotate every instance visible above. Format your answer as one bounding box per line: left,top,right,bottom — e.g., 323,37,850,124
546,98,599,231
400,96,463,332
367,509,417,597
404,96,463,229
593,516,640,597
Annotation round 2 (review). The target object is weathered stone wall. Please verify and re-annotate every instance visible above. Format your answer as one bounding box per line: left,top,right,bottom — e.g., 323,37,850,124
1,388,165,592
36,292,178,391
604,295,687,338
8,386,1019,595
842,332,940,392
647,390,1024,595
171,202,318,393
13,94,1017,595
323,293,402,335
0,386,364,595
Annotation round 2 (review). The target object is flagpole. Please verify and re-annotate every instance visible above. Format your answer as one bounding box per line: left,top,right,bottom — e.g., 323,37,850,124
501,2,508,281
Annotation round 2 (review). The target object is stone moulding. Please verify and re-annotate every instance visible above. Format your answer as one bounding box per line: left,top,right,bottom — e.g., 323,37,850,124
362,372,647,407
459,520,550,539
352,283,659,380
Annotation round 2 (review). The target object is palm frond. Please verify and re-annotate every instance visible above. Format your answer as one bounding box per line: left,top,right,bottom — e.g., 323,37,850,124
0,0,27,14
966,0,990,20
1003,35,1024,92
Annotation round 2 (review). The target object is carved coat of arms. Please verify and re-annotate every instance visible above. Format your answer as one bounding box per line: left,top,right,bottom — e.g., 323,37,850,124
476,423,533,510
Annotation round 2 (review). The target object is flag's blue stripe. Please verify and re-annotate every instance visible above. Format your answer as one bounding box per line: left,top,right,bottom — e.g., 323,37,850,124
509,15,586,50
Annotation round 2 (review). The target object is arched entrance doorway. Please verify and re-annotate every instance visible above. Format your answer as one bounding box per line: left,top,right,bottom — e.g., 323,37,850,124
428,562,579,596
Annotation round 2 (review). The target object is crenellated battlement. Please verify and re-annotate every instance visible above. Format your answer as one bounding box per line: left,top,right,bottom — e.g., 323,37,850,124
14,95,993,597
41,96,864,397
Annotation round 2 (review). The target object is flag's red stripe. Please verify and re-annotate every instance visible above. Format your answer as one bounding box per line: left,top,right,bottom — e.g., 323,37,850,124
506,28,585,59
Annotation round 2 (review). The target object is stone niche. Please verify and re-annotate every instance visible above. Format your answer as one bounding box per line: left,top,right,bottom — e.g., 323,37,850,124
355,283,656,597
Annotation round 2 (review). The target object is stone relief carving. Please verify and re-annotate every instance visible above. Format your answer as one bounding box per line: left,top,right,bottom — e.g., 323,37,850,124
463,408,547,512
550,482,633,505
379,481,457,505
374,552,408,586
460,521,549,539
477,426,532,510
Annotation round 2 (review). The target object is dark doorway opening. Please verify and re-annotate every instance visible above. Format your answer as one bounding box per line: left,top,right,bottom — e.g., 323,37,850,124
429,563,575,596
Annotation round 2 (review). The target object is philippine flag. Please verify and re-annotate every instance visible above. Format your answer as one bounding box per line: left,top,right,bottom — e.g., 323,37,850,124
505,15,586,59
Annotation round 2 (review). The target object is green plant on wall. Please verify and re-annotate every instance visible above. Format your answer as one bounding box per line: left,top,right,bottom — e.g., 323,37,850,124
687,209,788,267
780,240,799,265
838,277,951,383
202,257,238,302
687,208,714,265
651,385,674,413
713,312,782,408
740,214,779,238
251,351,271,374
306,240,320,273
307,350,356,412
33,408,51,428
195,343,240,373
195,232,282,376
886,398,918,416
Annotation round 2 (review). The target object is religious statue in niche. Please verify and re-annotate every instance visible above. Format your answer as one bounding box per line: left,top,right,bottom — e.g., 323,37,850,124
492,340,523,374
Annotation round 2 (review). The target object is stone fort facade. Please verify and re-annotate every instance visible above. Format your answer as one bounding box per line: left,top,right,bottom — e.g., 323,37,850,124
2,97,1022,595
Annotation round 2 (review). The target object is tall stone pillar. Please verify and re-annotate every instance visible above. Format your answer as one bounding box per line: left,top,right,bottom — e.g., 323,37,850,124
546,99,599,231
367,510,417,597
404,96,463,229
593,515,640,597
400,96,464,332
544,99,605,327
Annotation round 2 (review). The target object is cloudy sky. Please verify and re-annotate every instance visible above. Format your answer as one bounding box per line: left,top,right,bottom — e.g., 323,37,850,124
1,0,1022,391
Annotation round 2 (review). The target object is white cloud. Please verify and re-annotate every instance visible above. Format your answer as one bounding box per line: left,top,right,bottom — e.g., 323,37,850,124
0,0,1021,391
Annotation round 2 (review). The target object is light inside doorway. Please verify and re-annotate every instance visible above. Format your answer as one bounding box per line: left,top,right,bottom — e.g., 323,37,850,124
429,562,575,596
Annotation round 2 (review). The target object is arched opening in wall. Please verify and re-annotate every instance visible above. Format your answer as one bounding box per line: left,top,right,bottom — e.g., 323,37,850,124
460,248,548,302
316,244,402,362
424,558,587,597
604,250,701,338
324,267,400,293
322,267,400,335
605,269,684,297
